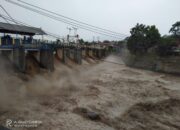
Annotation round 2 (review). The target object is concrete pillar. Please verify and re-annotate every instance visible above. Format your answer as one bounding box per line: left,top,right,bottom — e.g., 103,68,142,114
59,48,68,64
62,48,66,63
102,49,106,57
56,48,63,61
40,50,54,71
74,48,82,64
64,48,71,63
89,49,93,57
70,49,74,60
25,52,40,75
98,49,103,58
86,48,90,57
105,48,109,56
67,48,70,58
82,49,86,58
13,47,26,72
96,49,100,58
96,49,105,59
93,49,96,57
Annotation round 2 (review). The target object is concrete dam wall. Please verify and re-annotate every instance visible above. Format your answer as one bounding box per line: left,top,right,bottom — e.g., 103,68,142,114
0,47,109,75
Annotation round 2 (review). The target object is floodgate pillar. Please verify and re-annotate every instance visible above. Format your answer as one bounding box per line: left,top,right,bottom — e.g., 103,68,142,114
40,50,54,71
74,48,82,64
13,47,26,72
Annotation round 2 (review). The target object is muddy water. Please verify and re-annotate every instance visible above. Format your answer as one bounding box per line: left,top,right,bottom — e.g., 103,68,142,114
0,55,180,130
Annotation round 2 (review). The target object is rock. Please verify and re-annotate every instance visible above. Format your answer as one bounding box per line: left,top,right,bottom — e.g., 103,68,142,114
87,111,101,120
73,107,101,121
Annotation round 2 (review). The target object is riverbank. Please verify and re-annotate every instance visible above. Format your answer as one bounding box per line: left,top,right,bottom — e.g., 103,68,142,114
121,47,180,75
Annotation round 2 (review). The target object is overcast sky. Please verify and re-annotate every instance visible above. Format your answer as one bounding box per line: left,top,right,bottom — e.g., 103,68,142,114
0,0,180,41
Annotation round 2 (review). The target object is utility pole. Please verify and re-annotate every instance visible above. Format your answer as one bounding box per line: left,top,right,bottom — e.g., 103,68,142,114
97,36,100,43
67,27,72,45
66,26,79,46
93,36,95,42
67,27,72,35
73,27,79,45
73,27,77,36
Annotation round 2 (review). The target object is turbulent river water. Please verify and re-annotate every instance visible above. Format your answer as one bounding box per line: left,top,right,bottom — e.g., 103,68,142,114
0,55,180,130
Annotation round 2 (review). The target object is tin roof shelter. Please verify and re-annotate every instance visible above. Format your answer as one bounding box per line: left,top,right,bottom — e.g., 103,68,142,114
0,22,46,35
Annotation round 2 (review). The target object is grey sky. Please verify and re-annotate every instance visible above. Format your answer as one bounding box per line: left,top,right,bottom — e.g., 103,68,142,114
0,0,180,41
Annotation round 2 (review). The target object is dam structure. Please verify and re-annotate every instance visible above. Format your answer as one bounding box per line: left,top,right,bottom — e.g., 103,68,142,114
0,22,109,74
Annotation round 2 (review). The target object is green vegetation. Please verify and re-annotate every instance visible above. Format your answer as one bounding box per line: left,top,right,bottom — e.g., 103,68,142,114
169,21,180,38
127,21,180,56
127,23,160,54
156,36,177,56
79,39,85,45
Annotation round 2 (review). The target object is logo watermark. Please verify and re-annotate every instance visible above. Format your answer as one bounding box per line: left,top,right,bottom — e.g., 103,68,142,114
6,119,42,128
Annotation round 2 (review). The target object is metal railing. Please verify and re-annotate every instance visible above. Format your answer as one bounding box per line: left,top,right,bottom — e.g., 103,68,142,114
0,37,55,50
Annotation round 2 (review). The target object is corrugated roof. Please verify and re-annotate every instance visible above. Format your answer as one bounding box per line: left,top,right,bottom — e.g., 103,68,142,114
0,22,46,35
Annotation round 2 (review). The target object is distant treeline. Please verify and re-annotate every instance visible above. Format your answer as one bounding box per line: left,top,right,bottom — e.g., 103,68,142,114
125,21,180,56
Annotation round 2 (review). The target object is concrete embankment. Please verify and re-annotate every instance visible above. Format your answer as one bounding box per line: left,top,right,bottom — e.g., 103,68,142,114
121,48,180,75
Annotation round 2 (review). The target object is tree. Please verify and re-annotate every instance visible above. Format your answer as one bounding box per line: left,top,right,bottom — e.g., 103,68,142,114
127,23,147,54
127,23,161,54
169,21,180,38
79,39,84,45
157,36,177,56
146,25,161,48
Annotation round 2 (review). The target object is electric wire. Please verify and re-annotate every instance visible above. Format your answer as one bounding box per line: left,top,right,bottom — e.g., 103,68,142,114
5,0,125,39
16,0,127,37
0,5,18,24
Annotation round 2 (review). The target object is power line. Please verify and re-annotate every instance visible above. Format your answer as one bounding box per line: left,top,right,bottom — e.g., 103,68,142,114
0,5,18,24
0,4,63,39
16,0,127,37
5,0,121,38
7,0,120,39
0,5,19,31
0,14,10,24
5,0,125,39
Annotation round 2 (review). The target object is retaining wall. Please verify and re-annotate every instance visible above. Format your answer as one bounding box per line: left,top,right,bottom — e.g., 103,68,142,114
122,48,180,75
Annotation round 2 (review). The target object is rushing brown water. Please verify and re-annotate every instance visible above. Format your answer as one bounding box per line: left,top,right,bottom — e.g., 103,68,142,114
0,55,180,130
